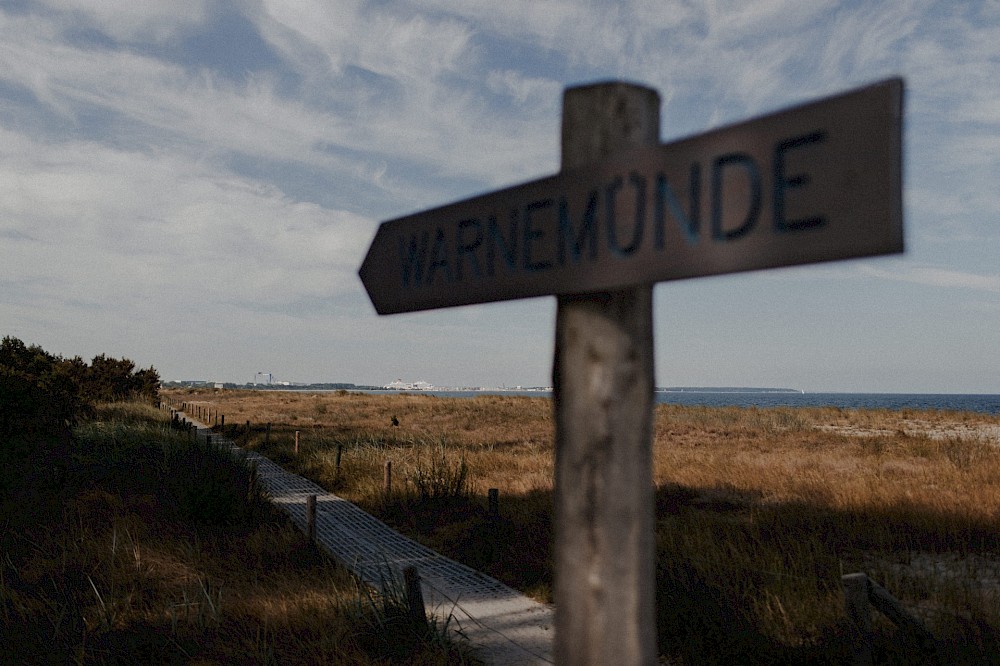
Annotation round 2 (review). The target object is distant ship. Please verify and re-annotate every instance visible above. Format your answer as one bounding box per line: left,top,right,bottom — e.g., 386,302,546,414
384,379,434,390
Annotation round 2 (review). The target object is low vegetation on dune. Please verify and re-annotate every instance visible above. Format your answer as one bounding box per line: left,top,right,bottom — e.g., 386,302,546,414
166,387,1000,663
2,340,476,664
2,403,477,664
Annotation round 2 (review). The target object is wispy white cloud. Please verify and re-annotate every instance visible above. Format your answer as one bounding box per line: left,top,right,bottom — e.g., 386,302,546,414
33,0,207,42
0,126,375,313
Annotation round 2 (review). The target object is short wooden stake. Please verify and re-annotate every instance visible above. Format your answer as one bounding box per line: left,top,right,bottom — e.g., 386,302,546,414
384,461,392,498
488,488,499,518
403,566,428,628
295,430,300,454
843,573,875,666
220,414,225,429
307,495,316,542
335,444,343,477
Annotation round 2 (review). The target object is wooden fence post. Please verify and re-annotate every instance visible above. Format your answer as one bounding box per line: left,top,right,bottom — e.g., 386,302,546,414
553,82,659,665
403,566,428,628
295,430,300,455
488,488,499,519
307,495,316,543
843,573,873,666
384,461,392,498
335,444,343,477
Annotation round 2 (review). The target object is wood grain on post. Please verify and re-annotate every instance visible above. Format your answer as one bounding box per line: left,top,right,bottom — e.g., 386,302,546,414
553,82,659,665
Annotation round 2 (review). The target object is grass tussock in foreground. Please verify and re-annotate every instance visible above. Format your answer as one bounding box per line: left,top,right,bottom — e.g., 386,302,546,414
166,388,1000,663
0,402,477,665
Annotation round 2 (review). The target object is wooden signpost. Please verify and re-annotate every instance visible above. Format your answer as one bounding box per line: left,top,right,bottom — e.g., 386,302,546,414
360,79,903,315
360,78,903,664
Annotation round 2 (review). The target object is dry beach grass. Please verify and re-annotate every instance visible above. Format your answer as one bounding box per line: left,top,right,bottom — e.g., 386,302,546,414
0,402,476,664
164,388,1000,663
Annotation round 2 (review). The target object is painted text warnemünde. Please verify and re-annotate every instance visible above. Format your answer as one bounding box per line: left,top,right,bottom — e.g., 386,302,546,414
360,79,902,314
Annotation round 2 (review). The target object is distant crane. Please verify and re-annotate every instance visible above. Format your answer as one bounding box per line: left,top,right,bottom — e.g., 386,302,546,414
254,372,272,386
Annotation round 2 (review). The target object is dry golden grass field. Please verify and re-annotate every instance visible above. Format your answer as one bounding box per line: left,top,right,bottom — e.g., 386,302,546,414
164,388,1000,663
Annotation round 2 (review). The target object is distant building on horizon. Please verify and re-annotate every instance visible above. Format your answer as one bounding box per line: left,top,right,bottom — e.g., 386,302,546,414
385,379,435,390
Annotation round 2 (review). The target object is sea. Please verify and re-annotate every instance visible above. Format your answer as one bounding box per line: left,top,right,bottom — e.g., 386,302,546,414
360,390,1000,416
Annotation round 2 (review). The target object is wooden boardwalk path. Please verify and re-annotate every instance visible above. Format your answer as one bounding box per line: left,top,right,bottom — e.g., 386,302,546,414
181,413,554,665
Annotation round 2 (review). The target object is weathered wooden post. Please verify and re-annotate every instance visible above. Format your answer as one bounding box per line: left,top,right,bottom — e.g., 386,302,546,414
553,82,659,665
488,488,499,519
335,444,343,477
843,573,873,665
307,494,317,542
383,461,392,499
403,566,428,628
295,430,300,455
358,77,903,664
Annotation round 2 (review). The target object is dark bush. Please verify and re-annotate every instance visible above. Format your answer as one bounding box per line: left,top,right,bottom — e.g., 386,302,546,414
0,337,160,439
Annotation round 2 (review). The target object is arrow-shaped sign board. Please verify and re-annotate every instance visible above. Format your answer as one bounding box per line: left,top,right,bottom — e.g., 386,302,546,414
360,78,902,315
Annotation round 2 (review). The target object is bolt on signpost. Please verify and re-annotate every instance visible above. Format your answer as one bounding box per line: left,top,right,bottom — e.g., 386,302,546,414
360,78,903,664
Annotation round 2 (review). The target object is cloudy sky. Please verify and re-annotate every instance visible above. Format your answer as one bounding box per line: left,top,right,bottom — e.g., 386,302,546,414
1,1,998,392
